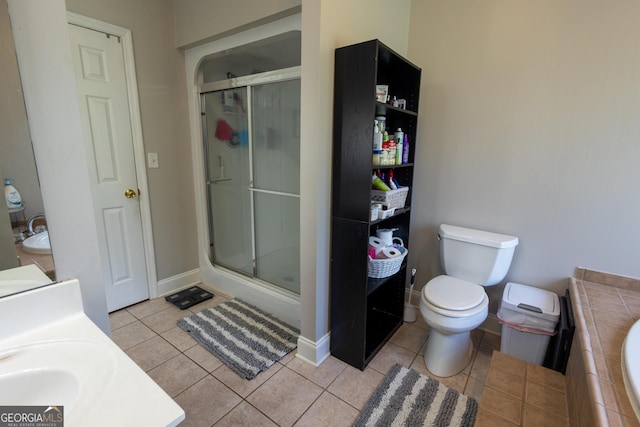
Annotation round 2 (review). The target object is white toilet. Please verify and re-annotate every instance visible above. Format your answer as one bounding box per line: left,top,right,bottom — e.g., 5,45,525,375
419,224,519,377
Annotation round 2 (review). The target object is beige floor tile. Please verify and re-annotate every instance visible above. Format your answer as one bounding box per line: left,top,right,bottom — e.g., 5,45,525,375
140,306,190,334
388,323,430,353
184,343,224,372
408,349,472,393
523,402,568,426
278,350,297,366
213,361,282,398
470,348,493,382
147,354,208,397
126,297,173,319
490,350,526,377
326,365,385,410
214,401,278,427
526,363,566,392
478,332,501,355
175,375,241,427
110,320,157,350
486,366,525,399
125,335,180,372
480,386,523,425
247,367,323,427
525,381,568,418
161,326,197,352
186,292,232,313
474,407,519,427
294,391,359,427
286,355,347,388
464,375,485,403
368,341,416,375
109,309,137,331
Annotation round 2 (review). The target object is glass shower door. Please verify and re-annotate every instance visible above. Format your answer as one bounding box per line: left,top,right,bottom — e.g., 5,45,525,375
202,77,300,294
202,88,253,276
251,80,300,294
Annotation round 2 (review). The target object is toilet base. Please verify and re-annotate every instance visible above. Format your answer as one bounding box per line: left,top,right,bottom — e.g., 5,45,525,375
423,329,473,377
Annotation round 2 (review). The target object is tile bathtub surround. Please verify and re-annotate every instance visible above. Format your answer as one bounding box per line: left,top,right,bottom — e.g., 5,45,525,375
110,284,500,427
476,351,569,426
568,268,640,427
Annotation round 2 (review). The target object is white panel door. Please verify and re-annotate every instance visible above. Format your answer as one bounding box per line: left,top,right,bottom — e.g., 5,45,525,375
68,24,149,311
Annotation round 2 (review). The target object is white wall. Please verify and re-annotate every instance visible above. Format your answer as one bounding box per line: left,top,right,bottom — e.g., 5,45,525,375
65,0,198,283
172,0,300,48
7,0,109,333
408,1,640,311
298,0,412,363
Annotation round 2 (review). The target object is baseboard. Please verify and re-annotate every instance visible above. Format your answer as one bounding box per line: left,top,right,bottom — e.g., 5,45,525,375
480,313,502,336
296,332,331,367
157,268,201,297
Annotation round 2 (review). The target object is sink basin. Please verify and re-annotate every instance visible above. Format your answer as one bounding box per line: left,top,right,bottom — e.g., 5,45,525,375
22,231,52,255
0,340,115,415
622,319,640,420
0,369,80,408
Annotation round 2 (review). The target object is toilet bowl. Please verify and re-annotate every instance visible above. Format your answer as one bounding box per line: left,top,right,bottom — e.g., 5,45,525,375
419,224,518,377
420,275,489,377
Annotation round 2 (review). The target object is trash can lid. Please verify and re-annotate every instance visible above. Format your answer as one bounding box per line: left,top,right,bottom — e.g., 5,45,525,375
501,282,560,322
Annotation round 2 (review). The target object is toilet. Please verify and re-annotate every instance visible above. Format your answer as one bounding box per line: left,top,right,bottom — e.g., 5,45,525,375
419,224,519,377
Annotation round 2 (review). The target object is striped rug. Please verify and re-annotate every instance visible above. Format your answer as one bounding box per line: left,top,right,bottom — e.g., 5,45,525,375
353,364,478,427
177,299,299,380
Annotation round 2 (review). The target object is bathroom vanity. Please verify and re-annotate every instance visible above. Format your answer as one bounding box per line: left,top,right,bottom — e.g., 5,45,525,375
0,276,184,426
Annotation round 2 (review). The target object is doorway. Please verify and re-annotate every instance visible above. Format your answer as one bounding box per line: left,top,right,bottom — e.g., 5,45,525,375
201,70,300,295
67,15,156,311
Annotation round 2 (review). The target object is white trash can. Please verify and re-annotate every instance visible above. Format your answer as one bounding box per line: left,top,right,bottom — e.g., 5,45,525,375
498,282,560,365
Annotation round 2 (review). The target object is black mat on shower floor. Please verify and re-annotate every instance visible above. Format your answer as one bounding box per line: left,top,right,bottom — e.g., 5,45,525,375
165,286,214,310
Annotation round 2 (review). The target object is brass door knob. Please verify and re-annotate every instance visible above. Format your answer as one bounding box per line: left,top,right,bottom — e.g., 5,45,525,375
124,188,137,198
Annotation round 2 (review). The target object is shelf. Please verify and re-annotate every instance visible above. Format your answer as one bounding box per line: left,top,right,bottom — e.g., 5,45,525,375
370,206,410,225
367,264,407,295
330,39,420,370
372,163,414,170
375,101,418,117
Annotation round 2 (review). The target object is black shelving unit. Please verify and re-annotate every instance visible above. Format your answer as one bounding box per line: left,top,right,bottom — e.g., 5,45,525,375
330,39,421,370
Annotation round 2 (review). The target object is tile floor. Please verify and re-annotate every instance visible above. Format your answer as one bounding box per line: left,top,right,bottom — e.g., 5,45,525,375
109,284,500,427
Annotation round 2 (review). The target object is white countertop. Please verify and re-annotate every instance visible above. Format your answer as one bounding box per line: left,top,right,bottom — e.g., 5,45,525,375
0,279,185,426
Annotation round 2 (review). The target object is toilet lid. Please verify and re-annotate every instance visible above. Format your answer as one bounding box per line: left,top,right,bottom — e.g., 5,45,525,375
425,275,485,311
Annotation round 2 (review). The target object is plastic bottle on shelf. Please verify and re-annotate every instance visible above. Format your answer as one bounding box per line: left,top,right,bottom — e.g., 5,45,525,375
388,169,397,190
388,138,396,167
4,178,22,209
372,174,390,191
402,134,410,164
372,120,382,166
394,128,404,165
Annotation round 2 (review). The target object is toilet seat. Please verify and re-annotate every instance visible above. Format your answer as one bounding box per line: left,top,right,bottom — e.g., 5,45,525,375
422,275,488,318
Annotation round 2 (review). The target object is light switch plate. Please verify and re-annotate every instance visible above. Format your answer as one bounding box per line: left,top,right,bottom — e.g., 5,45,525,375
148,152,159,168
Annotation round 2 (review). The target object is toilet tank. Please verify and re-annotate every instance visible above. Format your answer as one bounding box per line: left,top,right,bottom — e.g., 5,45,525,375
438,224,518,286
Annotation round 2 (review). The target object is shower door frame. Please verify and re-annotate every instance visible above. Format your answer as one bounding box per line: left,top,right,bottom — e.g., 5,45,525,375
200,66,301,296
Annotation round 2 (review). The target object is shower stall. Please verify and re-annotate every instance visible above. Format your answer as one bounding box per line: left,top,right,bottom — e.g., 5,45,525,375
200,68,300,295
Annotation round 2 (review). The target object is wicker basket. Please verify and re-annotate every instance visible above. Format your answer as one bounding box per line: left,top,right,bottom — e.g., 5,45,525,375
371,187,409,210
368,248,408,279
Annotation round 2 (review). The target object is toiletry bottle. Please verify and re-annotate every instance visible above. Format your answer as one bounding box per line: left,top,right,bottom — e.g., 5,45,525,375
394,128,404,165
388,138,396,167
4,178,22,209
402,134,410,164
388,169,397,190
372,120,382,166
372,174,390,191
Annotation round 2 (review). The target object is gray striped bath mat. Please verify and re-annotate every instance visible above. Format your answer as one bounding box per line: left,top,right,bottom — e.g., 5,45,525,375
177,299,299,380
353,364,478,427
